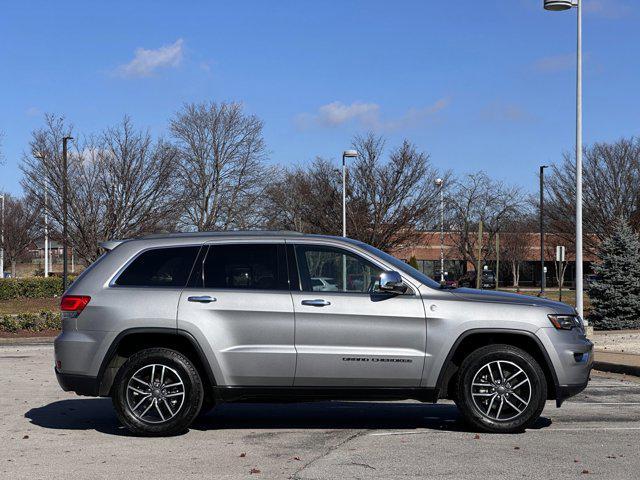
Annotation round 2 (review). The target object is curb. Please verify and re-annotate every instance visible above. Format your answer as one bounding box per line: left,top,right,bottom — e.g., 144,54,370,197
593,361,640,377
0,336,55,345
593,351,640,377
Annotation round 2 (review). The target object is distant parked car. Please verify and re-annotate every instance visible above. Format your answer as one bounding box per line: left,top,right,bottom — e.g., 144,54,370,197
434,271,458,288
310,277,339,291
458,270,496,289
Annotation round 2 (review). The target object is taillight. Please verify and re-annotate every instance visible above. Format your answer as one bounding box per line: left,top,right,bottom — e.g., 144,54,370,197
60,295,91,314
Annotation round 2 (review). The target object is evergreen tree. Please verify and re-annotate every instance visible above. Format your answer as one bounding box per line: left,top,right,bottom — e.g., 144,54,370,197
588,219,640,330
408,256,420,270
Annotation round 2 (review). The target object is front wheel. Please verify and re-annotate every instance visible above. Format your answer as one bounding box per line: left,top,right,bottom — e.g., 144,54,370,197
455,344,547,433
112,348,204,436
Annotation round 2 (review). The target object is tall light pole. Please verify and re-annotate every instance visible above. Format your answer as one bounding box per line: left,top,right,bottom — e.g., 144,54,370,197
540,165,548,296
341,150,358,292
34,151,49,278
0,193,4,278
342,150,359,237
544,0,584,318
62,136,73,291
435,178,445,283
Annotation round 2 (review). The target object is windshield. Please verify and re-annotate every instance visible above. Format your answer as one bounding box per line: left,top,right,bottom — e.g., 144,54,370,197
357,243,442,289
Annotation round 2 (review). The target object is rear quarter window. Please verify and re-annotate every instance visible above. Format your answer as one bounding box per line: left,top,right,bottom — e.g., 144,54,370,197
115,246,200,287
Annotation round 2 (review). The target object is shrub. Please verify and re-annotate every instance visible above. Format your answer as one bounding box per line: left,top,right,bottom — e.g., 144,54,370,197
0,316,21,333
0,277,75,300
0,311,61,333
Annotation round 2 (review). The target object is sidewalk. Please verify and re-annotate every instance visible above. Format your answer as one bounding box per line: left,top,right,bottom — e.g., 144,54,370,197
591,329,640,376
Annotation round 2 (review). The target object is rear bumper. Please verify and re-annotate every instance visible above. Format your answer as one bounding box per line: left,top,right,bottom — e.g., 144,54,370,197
55,368,99,396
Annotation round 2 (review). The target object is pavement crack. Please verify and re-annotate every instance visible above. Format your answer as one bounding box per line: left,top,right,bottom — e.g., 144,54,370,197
290,430,368,479
348,461,376,470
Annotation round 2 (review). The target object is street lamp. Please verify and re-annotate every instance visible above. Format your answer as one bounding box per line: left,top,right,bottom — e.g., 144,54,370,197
544,0,584,319
34,151,49,278
435,178,445,283
539,165,549,296
62,136,73,292
342,150,358,237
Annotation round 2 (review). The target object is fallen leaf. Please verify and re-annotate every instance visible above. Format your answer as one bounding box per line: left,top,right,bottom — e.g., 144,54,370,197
473,434,480,440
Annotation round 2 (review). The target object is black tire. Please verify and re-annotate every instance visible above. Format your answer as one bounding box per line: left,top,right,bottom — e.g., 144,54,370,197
455,344,547,433
112,347,204,436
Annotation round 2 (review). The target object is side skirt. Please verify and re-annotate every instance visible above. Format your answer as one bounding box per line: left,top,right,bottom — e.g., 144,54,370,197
214,386,438,404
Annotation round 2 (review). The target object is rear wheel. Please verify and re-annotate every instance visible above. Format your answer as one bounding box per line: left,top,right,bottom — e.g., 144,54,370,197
112,348,203,436
455,344,547,433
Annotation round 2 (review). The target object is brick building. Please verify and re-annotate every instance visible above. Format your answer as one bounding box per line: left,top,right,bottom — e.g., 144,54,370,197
391,231,599,288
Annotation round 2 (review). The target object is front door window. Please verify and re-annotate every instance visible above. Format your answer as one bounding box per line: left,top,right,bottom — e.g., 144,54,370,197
295,245,383,293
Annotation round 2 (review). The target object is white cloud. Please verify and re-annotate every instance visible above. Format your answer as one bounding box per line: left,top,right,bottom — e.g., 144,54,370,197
303,101,380,127
296,98,450,131
116,39,184,78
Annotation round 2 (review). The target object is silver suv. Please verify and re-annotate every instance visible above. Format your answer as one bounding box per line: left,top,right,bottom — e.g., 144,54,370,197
54,232,592,436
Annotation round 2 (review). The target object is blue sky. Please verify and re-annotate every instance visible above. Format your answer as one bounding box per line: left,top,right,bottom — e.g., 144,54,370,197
1,0,639,195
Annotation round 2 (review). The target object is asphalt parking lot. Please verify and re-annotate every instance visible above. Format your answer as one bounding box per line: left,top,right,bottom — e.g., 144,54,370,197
2,343,640,479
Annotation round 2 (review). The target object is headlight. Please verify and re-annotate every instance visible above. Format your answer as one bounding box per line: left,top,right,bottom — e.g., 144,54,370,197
548,314,583,330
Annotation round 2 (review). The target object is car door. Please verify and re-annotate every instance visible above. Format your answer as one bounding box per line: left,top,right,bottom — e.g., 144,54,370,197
290,241,427,387
177,241,296,386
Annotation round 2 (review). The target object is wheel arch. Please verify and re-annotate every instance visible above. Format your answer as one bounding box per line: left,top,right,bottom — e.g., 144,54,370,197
97,328,216,397
435,329,559,401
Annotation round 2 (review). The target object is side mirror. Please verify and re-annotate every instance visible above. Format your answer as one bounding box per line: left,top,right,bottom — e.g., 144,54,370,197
378,271,408,294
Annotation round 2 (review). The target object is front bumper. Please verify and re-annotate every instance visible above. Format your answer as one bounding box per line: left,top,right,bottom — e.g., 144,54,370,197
55,368,99,396
556,379,590,407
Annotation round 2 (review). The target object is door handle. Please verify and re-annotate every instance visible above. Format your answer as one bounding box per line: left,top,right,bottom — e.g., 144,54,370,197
188,295,216,303
301,299,331,307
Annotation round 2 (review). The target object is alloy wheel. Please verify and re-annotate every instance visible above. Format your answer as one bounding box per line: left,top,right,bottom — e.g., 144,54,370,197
126,364,186,424
470,360,531,422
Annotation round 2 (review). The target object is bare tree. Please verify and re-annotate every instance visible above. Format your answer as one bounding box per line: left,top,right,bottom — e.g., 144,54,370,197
501,218,536,291
544,236,572,298
449,171,526,271
546,137,640,254
21,115,180,262
0,194,38,277
263,133,447,252
170,102,271,231
262,159,342,235
347,133,447,250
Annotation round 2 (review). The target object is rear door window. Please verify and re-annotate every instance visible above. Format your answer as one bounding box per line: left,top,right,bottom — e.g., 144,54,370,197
115,246,200,287
202,243,288,291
